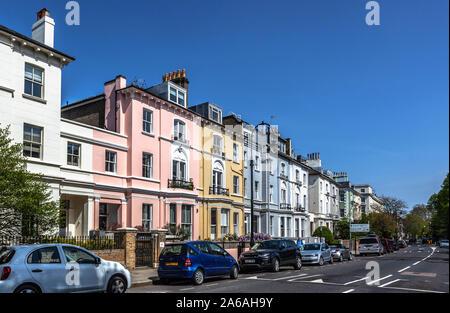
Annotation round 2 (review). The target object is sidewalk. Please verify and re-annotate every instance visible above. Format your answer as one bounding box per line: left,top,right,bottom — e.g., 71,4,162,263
131,267,159,287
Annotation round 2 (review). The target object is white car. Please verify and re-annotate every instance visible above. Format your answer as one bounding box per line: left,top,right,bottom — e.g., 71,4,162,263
0,243,131,293
439,240,449,248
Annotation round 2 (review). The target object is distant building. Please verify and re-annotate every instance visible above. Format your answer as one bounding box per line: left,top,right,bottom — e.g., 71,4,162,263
353,184,384,214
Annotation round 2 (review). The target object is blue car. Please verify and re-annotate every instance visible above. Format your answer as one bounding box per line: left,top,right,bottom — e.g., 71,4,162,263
158,241,239,285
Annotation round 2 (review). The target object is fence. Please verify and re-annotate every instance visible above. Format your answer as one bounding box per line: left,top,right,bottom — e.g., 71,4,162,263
0,234,123,251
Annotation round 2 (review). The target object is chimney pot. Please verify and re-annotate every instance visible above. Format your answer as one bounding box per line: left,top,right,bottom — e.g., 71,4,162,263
177,69,181,78
182,69,186,78
37,8,50,21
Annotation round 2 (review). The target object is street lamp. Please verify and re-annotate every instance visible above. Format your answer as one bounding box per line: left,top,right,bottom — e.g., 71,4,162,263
249,121,271,247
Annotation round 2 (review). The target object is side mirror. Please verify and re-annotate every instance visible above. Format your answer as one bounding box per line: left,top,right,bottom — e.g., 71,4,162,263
95,257,102,264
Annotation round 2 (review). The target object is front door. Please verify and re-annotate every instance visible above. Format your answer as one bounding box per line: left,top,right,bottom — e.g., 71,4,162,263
25,246,70,293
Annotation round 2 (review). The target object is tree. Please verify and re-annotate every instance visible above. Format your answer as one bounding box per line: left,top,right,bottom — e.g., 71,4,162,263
410,204,432,221
428,173,449,240
368,212,396,238
403,214,427,238
0,125,61,236
334,219,350,239
380,196,408,238
312,226,336,244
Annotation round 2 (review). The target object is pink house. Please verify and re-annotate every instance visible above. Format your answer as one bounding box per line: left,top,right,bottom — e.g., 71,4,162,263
61,72,201,240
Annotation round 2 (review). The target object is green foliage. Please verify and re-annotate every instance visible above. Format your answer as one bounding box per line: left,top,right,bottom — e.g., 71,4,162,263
428,173,449,240
367,212,396,238
163,223,191,241
334,219,350,239
312,226,337,244
403,214,427,238
0,125,61,236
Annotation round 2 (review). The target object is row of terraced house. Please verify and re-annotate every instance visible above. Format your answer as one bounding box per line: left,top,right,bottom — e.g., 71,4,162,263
0,9,384,240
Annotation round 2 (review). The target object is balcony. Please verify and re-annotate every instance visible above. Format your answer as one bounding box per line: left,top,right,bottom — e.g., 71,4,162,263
209,186,229,196
294,205,306,213
280,203,292,210
295,179,303,186
168,178,194,190
279,173,289,180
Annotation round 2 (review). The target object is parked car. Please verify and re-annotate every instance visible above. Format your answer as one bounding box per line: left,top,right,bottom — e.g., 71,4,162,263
398,240,407,248
239,239,302,272
359,236,383,256
439,239,449,248
329,244,353,262
389,239,399,251
158,241,238,285
380,238,393,253
300,242,333,265
0,244,131,293
407,238,416,245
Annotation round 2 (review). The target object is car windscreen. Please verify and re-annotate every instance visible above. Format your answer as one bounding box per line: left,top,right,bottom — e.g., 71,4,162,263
441,240,449,243
360,238,378,244
329,244,342,249
160,244,186,256
303,244,321,251
0,248,15,264
252,241,280,250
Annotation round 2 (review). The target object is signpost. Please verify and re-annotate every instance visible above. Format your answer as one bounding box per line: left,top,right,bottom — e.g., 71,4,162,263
349,223,370,255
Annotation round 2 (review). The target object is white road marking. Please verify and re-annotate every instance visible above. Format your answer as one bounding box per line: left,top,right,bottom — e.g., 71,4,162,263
342,289,355,293
379,279,401,288
413,261,420,265
180,287,195,291
367,274,393,285
344,277,367,285
379,286,445,293
272,273,307,281
398,266,411,273
205,283,218,287
287,274,321,282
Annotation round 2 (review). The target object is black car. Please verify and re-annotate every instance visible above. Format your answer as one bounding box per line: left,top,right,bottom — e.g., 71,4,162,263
238,239,302,272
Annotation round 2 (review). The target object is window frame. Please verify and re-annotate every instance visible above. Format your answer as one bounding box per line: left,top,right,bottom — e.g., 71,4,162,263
143,108,153,134
142,152,153,178
23,124,43,159
24,63,44,99
67,142,81,167
142,204,153,231
105,150,117,173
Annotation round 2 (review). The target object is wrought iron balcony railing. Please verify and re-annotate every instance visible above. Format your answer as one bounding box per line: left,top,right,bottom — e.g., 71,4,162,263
168,178,194,190
294,205,306,212
280,203,292,210
209,186,229,196
279,173,289,180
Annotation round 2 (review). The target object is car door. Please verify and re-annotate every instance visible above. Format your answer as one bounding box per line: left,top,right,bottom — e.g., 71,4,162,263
208,243,230,275
286,240,298,263
193,243,217,276
25,246,71,293
323,244,331,261
278,240,290,265
61,246,106,292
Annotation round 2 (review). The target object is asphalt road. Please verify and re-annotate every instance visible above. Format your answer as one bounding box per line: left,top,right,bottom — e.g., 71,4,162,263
129,244,449,293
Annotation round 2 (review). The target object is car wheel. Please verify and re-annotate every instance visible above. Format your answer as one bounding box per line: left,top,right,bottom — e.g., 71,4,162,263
293,257,302,270
192,268,205,285
319,256,324,266
329,256,334,264
230,265,239,279
348,253,353,261
272,258,280,272
14,284,40,294
107,275,127,293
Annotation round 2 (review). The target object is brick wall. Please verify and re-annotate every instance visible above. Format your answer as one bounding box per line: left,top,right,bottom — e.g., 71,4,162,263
91,249,125,264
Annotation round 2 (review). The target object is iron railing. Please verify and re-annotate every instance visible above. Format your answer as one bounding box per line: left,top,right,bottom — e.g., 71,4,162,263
168,178,194,190
294,205,306,212
280,203,292,210
209,186,229,196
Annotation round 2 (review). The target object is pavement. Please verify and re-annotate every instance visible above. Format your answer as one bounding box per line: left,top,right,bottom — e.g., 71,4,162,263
131,267,158,287
129,244,449,293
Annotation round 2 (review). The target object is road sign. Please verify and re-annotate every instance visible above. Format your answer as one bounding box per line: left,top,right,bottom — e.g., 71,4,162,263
350,224,370,232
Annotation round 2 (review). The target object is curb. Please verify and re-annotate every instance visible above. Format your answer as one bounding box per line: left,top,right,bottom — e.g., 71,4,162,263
131,276,159,288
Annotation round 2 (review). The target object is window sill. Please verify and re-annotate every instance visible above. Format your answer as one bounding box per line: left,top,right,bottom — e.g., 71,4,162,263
142,131,155,138
22,93,47,104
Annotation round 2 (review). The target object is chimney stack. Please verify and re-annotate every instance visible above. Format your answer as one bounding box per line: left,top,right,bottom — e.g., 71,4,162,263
162,69,190,106
32,8,55,48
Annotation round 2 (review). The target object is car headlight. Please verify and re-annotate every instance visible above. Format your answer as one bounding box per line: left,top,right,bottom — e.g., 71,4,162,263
260,253,271,258
121,263,127,269
314,254,318,257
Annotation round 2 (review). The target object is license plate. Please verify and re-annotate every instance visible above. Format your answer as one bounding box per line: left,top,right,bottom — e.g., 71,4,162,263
365,246,372,248
166,262,178,266
245,259,256,263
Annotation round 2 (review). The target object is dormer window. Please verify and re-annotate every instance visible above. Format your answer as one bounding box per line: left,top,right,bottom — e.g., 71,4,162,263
210,106,222,123
169,86,186,107
279,141,286,153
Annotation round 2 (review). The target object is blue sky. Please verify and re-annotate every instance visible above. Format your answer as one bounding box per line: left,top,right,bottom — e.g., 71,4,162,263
1,0,448,209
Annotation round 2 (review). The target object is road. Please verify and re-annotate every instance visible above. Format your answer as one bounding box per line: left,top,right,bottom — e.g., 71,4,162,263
129,244,449,293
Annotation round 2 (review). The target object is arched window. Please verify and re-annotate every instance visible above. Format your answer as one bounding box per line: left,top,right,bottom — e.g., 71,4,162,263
212,161,224,188
172,148,188,181
174,119,186,142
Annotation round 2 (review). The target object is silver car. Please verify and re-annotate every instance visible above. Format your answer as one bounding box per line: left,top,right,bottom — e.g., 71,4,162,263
439,239,449,248
329,244,353,262
0,244,131,293
300,243,333,265
359,236,383,256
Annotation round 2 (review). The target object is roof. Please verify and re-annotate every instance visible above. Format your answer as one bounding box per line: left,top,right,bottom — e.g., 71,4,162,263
61,93,105,110
0,24,75,62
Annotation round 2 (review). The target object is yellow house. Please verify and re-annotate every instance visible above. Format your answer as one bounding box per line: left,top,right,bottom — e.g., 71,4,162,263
190,103,245,240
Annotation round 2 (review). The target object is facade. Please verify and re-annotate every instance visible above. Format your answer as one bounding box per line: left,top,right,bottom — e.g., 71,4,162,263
0,10,76,234
61,72,202,239
190,104,245,240
306,153,340,233
353,184,384,214
335,172,362,221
